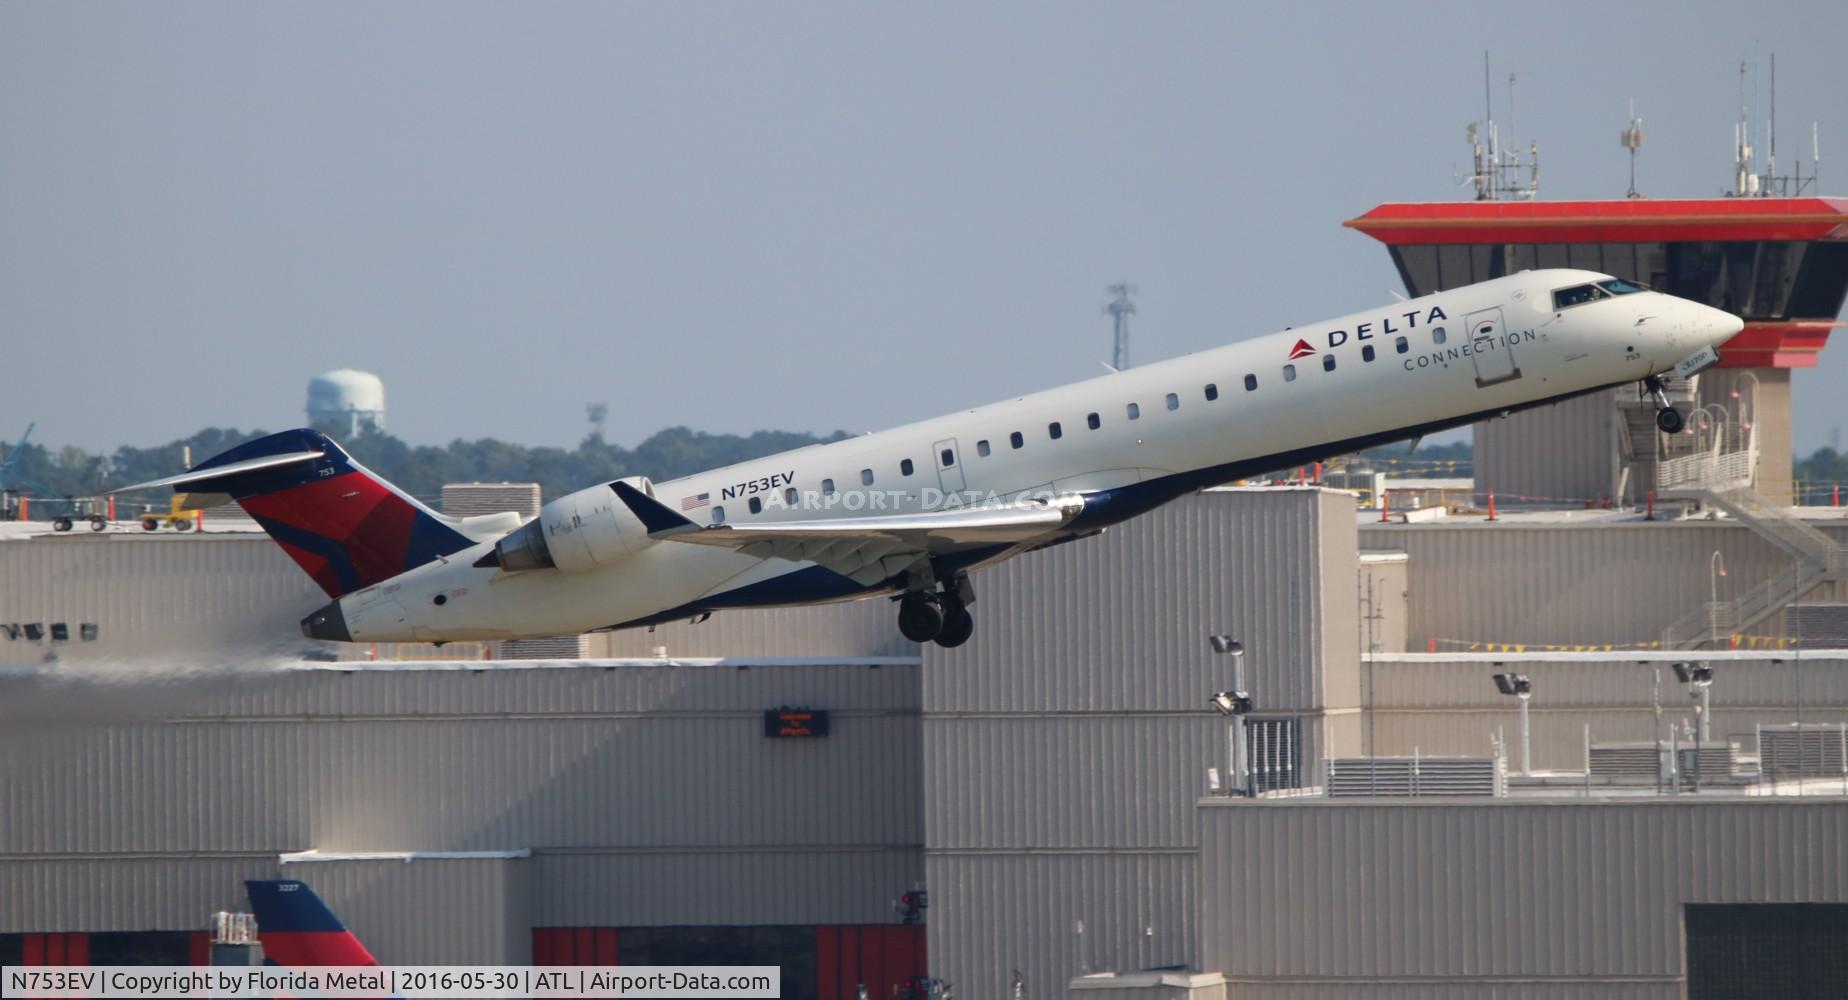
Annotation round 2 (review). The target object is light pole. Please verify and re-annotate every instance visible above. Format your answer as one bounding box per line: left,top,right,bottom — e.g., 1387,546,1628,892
1209,635,1253,796
1673,661,1716,744
1493,670,1534,775
1710,551,1728,643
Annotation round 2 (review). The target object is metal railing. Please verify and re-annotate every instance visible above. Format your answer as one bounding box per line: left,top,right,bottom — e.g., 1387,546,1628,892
1656,421,1756,494
1660,561,1828,648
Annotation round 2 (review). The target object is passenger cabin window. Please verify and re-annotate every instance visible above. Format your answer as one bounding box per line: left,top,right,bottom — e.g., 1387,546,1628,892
901,458,914,477
1048,422,1062,440
1204,383,1218,401
784,486,798,507
748,496,762,515
1551,283,1608,310
1127,402,1140,420
977,439,991,457
712,505,726,525
1362,344,1376,362
941,448,955,467
1432,326,1447,345
861,468,875,486
1283,364,1297,382
1087,412,1101,430
1244,374,1257,391
1395,336,1408,354
1010,431,1024,449
822,478,835,495
1165,392,1179,411
1322,354,1336,372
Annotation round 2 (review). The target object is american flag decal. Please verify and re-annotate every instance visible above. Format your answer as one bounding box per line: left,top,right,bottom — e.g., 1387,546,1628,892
681,492,711,511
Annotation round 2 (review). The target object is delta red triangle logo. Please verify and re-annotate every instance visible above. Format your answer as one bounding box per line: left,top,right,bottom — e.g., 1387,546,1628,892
1287,338,1317,360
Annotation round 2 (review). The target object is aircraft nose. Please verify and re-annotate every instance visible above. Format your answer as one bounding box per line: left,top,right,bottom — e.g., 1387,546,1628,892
301,599,352,642
1697,304,1745,348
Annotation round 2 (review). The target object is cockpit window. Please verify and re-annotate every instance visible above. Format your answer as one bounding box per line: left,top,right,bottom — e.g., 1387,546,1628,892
1551,283,1608,310
1597,278,1648,295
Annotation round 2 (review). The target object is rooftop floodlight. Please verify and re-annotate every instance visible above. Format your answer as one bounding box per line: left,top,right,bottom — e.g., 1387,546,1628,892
1492,672,1532,697
1491,670,1535,776
1689,663,1714,685
1210,690,1254,716
1208,635,1243,656
1671,661,1692,683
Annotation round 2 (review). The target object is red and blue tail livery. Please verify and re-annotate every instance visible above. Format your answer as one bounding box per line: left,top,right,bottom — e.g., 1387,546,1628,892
244,879,379,966
130,429,471,599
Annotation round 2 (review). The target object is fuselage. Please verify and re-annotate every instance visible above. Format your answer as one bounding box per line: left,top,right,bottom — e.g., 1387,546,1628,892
333,269,1740,643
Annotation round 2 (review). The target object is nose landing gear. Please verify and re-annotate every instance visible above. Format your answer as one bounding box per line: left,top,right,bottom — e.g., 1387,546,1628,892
896,574,976,648
1643,375,1686,434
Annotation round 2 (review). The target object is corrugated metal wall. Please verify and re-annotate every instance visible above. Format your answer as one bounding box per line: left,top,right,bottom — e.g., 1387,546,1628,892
284,857,531,965
920,489,1358,999
925,853,1197,1000
1473,391,1616,505
0,534,323,660
1359,519,1848,649
925,488,1357,714
1197,798,1848,996
0,662,922,934
531,851,920,927
1364,653,1848,769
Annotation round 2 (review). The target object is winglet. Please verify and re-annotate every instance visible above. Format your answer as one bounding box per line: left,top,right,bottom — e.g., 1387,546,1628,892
612,481,699,536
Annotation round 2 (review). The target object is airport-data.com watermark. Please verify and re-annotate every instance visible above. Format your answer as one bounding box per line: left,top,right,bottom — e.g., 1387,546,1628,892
1,965,780,999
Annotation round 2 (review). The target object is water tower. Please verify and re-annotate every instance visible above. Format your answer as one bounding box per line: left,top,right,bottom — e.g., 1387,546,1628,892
306,369,387,437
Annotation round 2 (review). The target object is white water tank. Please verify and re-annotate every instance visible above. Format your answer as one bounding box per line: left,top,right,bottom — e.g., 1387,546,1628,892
306,369,386,437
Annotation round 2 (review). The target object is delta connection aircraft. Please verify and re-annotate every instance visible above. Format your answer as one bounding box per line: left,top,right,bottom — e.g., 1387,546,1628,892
128,270,1740,649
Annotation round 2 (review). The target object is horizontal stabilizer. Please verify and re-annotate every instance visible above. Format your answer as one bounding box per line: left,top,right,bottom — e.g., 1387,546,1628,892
116,449,325,493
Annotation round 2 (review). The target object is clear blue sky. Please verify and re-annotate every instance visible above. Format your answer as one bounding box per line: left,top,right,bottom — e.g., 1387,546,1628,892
3,1,1845,453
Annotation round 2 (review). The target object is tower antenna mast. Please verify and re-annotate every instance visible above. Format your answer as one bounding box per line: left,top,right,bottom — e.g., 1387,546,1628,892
1103,283,1136,371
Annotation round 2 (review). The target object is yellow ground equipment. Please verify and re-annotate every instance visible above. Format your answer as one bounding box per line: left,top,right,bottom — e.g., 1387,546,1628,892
140,494,200,531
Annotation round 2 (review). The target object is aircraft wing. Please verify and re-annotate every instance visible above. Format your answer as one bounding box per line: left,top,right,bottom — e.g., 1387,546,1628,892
613,482,1083,585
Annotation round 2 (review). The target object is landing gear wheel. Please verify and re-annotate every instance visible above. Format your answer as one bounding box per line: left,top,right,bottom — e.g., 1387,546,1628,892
898,594,943,642
934,602,974,648
1655,407,1685,434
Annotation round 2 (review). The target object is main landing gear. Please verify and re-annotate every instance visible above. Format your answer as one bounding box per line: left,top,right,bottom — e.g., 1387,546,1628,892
897,576,975,648
1643,375,1685,434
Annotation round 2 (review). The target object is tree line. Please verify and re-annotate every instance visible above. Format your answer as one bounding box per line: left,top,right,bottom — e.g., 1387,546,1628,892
0,424,851,510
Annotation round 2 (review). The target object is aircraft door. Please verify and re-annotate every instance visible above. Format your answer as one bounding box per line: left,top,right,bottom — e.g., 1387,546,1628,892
933,438,967,496
1464,307,1522,387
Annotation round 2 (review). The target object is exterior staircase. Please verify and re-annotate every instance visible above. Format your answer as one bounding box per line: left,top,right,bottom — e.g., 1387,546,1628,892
1654,421,1848,648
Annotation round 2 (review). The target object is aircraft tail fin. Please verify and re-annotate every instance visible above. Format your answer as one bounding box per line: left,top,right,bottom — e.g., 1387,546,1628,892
244,879,380,966
120,429,472,598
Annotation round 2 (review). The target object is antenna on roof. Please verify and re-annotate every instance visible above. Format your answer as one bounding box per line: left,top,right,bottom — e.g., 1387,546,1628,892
1621,99,1646,199
1466,53,1538,201
1733,60,1756,196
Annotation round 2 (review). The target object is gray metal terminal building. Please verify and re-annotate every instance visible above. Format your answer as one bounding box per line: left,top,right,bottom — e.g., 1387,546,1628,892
5,474,1848,998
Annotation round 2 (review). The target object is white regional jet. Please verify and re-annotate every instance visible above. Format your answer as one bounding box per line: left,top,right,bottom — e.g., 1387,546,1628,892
128,270,1739,648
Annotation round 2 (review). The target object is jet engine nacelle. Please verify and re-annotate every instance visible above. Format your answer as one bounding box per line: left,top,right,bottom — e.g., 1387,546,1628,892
493,476,659,573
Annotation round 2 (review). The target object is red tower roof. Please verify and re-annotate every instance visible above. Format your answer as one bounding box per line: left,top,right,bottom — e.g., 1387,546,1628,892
1345,197,1848,245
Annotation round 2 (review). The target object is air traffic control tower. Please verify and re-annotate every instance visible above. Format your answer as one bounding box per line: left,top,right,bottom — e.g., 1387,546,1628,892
1346,195,1848,506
